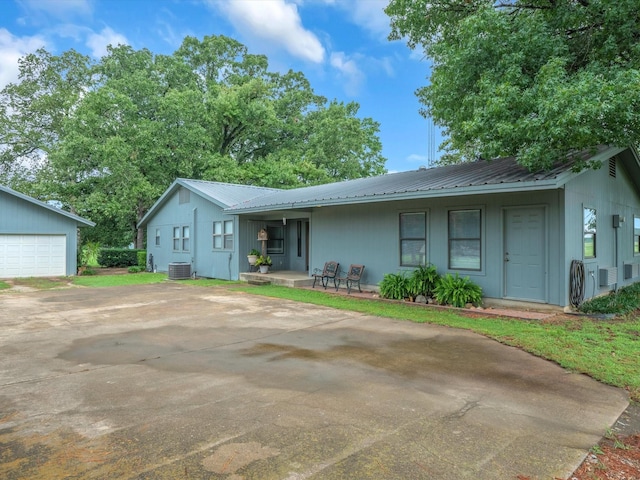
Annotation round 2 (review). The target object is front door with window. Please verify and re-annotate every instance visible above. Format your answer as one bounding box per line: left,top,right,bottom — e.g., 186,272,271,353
504,207,547,302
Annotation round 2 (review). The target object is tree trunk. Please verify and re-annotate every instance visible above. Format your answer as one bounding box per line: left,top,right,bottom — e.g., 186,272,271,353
135,202,146,249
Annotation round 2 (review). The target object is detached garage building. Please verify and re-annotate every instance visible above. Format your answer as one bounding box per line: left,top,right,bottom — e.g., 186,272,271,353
0,185,94,278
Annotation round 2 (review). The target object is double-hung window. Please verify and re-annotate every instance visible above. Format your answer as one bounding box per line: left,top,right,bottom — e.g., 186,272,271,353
155,228,160,246
400,212,426,266
448,209,481,270
173,227,180,251
213,220,234,250
173,226,190,252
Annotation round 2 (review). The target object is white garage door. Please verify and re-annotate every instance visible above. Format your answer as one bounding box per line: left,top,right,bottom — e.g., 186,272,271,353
0,235,67,278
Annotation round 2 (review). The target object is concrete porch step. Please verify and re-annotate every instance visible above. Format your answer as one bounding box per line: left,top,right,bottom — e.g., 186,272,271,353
240,271,314,288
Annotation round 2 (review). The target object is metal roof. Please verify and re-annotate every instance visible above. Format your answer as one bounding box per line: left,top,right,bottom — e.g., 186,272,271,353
0,185,95,226
225,147,623,214
137,178,279,227
178,179,280,208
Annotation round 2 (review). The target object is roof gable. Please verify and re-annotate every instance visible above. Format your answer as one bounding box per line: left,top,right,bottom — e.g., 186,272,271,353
0,185,95,227
138,178,280,227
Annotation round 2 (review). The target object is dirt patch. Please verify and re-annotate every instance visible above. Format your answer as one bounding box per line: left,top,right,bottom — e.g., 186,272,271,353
87,267,131,275
571,403,640,479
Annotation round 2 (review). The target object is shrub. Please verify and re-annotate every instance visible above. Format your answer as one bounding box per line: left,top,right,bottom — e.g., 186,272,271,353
80,268,97,276
80,241,101,267
137,250,147,267
433,273,482,308
379,272,409,300
98,248,141,268
579,281,640,315
408,264,440,298
128,265,144,273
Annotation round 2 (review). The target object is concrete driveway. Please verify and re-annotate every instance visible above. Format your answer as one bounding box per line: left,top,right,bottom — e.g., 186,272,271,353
0,283,628,479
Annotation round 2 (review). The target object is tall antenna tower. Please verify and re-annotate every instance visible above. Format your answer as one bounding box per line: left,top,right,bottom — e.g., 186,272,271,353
427,120,437,167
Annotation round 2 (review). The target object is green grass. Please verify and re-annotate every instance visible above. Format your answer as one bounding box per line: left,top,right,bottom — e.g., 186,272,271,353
72,273,167,287
0,280,11,290
11,277,70,289
230,284,640,401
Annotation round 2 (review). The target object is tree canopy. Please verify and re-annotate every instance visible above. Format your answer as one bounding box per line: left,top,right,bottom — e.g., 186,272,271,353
0,35,386,247
386,0,640,170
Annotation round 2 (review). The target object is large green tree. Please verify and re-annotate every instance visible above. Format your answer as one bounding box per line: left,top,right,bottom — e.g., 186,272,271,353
386,0,640,170
1,35,385,247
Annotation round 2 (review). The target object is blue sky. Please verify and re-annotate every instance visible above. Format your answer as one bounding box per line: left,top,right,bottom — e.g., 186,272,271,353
0,0,442,172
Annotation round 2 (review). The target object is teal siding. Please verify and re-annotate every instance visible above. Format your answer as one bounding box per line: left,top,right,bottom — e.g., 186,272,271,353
310,190,565,305
144,189,240,280
563,157,640,302
0,190,83,276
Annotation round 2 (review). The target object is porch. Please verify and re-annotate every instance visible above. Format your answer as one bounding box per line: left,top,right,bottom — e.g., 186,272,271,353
239,270,314,288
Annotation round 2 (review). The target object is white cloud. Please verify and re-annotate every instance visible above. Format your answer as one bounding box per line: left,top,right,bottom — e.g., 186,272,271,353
211,0,325,63
86,27,128,58
0,28,47,89
330,51,364,96
406,154,428,163
17,0,93,20
349,0,391,38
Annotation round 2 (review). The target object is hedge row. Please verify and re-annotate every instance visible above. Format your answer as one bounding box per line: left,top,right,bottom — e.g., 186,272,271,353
97,249,146,268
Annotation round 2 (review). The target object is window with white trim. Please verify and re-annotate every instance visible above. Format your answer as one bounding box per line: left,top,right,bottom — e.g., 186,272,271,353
173,226,189,251
213,220,234,250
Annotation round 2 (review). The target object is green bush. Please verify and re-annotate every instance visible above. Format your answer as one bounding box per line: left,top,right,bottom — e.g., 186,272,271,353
408,264,439,298
80,268,97,276
128,265,145,273
379,272,409,300
433,273,483,308
137,250,147,267
98,248,141,268
80,241,101,267
579,281,640,315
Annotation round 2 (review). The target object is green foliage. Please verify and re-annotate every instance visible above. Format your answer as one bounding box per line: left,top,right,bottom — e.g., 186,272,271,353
386,1,640,170
433,273,483,308
379,272,409,300
79,268,97,276
409,264,440,298
98,248,141,268
254,255,272,267
579,282,640,315
248,249,260,256
80,241,101,267
380,265,441,301
0,281,10,290
128,266,145,273
136,250,147,267
1,35,386,247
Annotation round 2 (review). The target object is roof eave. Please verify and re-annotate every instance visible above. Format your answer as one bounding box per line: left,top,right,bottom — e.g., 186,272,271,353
225,179,565,214
1,185,95,227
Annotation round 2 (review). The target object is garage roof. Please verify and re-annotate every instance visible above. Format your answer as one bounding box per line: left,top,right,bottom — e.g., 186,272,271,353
0,185,95,226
